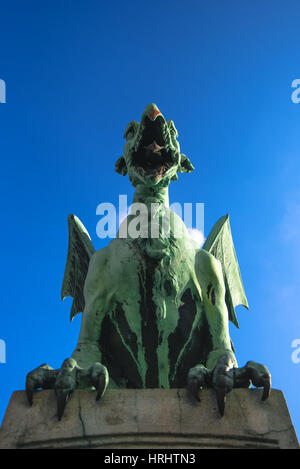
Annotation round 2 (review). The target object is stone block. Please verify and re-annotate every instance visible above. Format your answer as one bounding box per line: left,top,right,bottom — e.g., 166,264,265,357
0,388,298,449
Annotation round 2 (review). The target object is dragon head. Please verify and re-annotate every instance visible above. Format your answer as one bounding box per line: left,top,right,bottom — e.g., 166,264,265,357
115,103,194,187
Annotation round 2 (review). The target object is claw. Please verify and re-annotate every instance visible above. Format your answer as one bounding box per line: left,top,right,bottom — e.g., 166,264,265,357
56,389,70,420
95,374,107,401
187,365,211,402
25,364,56,406
90,363,109,401
261,381,270,401
246,361,272,401
212,355,234,417
54,358,77,419
215,388,226,416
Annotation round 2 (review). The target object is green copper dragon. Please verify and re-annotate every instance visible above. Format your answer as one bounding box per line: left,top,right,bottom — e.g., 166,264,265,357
26,103,271,420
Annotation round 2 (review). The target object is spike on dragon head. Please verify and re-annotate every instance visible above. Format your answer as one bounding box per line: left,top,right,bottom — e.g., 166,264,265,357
115,103,195,187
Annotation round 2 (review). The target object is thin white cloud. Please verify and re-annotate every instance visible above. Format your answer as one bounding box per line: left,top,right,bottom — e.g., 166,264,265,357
187,228,205,247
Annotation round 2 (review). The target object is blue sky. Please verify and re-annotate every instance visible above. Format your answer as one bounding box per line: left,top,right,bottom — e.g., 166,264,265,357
0,0,300,439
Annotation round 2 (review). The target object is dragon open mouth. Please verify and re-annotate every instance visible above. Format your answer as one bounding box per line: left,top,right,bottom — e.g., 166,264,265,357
131,116,174,177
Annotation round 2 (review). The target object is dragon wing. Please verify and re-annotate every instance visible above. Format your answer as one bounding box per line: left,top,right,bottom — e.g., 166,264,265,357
202,214,249,328
61,214,95,322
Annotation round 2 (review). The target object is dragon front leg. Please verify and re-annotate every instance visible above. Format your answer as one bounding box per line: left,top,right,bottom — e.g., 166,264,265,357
188,249,271,415
187,250,236,414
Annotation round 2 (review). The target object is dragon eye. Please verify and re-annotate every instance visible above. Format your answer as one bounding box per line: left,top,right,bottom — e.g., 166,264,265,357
168,120,178,138
124,121,139,140
126,128,135,139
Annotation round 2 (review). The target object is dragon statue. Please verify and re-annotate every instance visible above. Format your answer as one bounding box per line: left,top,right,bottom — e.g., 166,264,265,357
26,103,271,420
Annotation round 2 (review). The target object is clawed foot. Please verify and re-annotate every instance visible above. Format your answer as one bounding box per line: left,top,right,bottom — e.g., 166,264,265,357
187,355,235,416
26,358,109,420
187,356,271,416
234,360,271,401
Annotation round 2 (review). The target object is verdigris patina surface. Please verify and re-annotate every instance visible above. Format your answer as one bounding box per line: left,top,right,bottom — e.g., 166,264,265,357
26,104,271,420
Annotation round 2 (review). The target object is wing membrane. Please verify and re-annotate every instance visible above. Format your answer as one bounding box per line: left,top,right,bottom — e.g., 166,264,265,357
61,215,95,321
202,214,249,328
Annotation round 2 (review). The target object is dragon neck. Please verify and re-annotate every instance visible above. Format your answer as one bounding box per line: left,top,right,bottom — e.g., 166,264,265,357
132,184,169,208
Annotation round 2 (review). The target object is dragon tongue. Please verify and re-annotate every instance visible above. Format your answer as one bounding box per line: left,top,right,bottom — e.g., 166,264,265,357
144,141,164,153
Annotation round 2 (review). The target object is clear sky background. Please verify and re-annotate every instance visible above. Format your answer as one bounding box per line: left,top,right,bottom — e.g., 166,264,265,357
0,0,300,439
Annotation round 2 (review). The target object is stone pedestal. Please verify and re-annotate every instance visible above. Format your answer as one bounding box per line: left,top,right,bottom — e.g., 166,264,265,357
0,388,298,449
